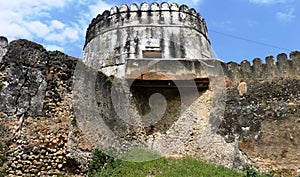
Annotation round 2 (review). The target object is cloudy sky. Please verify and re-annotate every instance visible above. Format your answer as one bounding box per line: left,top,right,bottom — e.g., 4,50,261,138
0,0,299,62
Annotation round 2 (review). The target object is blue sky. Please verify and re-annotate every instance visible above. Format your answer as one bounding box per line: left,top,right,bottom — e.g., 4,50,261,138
0,0,299,62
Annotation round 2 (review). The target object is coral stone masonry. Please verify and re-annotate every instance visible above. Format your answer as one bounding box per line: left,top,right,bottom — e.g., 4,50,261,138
83,2,214,86
0,2,300,177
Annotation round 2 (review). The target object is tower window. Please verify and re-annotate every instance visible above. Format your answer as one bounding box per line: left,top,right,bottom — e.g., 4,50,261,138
143,38,162,58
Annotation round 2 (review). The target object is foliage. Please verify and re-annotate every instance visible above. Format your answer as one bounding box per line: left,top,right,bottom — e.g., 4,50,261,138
243,164,274,177
0,83,4,92
0,141,11,177
88,149,119,177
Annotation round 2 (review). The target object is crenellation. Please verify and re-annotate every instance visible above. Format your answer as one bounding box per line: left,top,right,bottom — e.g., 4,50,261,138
252,58,263,80
179,4,189,12
110,6,119,15
276,53,290,77
190,8,197,15
290,51,300,74
290,50,300,60
170,3,179,11
151,2,160,11
161,2,169,10
84,2,210,49
141,2,149,11
226,62,241,83
130,3,138,11
225,51,300,84
102,10,110,18
119,4,129,12
265,55,277,79
240,60,252,80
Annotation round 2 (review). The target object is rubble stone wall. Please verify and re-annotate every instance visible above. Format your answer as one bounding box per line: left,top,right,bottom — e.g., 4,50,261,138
0,37,299,176
0,39,93,177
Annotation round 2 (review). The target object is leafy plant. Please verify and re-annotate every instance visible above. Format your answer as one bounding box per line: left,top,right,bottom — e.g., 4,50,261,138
0,141,11,177
243,164,274,177
0,82,4,92
88,149,119,177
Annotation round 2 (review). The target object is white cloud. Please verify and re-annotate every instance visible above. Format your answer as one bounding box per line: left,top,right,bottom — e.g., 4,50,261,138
0,0,71,40
26,21,50,38
249,0,291,4
51,20,65,30
89,1,113,18
276,7,296,22
0,0,116,57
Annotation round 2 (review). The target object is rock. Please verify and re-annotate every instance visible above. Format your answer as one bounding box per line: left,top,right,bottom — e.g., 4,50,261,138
0,36,8,62
237,81,247,96
58,164,63,169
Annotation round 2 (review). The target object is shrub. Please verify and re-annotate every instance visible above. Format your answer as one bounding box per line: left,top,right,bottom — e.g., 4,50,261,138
0,83,4,92
243,164,274,177
88,149,118,177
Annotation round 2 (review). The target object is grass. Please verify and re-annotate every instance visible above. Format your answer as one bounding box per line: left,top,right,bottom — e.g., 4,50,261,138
88,148,276,177
109,156,244,177
88,148,245,177
118,147,162,162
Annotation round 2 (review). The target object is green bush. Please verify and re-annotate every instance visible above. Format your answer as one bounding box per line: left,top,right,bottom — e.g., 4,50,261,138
0,83,4,92
88,149,119,177
0,141,11,177
243,164,274,177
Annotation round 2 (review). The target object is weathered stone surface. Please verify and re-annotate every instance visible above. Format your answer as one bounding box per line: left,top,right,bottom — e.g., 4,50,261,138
0,3,300,177
0,36,8,62
83,2,212,77
219,78,300,176
0,39,93,177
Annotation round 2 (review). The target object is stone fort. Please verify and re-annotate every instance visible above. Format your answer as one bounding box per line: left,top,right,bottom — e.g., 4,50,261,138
0,2,299,176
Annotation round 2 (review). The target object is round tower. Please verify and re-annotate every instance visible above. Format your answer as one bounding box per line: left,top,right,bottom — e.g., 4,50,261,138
76,2,229,163
83,2,213,80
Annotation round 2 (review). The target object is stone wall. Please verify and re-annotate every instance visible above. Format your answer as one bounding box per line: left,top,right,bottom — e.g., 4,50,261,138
0,38,93,177
220,52,300,176
0,36,8,62
0,36,300,176
225,52,300,84
83,2,212,76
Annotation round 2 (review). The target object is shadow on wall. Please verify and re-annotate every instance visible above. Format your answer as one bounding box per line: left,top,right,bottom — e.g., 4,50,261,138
94,72,207,137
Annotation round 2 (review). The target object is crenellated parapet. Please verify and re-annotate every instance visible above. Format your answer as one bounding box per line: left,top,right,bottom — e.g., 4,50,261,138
226,51,300,84
83,2,213,77
85,2,208,47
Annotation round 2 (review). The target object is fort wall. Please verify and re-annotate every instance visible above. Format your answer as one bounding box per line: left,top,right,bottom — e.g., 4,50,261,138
83,2,212,76
225,51,300,84
0,37,299,176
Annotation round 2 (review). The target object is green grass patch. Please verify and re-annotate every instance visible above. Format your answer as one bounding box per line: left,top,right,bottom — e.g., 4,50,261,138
88,149,245,177
110,156,244,177
118,147,161,162
88,149,275,177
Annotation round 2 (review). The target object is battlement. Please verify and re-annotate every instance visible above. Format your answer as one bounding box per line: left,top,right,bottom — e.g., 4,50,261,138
85,2,208,47
226,51,300,84
83,2,213,77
